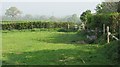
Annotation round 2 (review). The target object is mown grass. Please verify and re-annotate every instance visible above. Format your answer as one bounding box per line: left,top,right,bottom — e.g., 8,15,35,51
2,30,113,65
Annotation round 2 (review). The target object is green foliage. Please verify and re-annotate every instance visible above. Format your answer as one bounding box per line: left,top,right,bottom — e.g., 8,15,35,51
95,2,119,14
95,35,106,45
87,13,120,33
80,10,92,22
109,13,120,33
101,41,120,64
77,30,87,36
2,21,78,31
57,28,78,32
95,4,103,13
57,28,68,32
85,13,120,44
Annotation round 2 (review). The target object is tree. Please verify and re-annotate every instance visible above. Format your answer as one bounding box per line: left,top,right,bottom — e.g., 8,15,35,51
95,2,119,13
66,16,72,22
49,16,58,22
5,7,21,18
95,4,103,13
71,14,78,23
80,10,92,29
39,15,48,20
24,14,33,20
80,10,92,23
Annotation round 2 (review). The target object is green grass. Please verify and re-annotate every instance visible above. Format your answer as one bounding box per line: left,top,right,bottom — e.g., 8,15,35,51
2,30,113,65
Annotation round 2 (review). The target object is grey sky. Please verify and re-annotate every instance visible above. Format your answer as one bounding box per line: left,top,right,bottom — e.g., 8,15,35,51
1,0,105,2
2,2,101,17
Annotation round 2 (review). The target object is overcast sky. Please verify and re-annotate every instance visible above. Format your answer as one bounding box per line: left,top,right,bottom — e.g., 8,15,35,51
1,0,104,17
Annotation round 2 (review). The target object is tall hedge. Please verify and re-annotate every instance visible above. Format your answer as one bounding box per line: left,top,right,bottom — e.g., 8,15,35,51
1,21,78,30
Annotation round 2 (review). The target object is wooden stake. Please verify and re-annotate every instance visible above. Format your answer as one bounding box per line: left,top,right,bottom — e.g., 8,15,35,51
107,26,110,43
67,23,70,30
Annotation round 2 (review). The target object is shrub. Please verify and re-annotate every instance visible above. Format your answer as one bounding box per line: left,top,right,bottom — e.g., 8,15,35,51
85,13,120,44
87,13,120,33
102,40,120,64
57,28,67,32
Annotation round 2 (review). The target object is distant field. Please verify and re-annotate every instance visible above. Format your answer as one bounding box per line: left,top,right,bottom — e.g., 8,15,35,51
2,30,112,65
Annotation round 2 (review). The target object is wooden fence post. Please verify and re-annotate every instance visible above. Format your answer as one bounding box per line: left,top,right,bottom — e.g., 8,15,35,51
74,25,77,30
67,23,70,30
107,26,110,43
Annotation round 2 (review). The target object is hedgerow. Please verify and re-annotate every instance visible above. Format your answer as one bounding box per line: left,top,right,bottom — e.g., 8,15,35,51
2,21,78,31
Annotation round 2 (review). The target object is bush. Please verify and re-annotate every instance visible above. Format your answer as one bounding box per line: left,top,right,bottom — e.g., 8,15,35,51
57,28,67,32
87,13,120,34
85,13,120,44
77,30,87,35
102,40,120,64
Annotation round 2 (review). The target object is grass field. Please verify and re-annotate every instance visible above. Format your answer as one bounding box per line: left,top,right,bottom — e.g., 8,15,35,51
2,30,113,65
